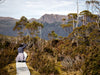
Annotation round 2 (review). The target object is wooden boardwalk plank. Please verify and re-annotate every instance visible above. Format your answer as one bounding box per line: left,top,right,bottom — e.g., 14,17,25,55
16,52,30,75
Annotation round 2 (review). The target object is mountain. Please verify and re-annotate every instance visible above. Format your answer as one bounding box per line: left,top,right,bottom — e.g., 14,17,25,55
0,14,68,39
35,14,68,39
38,14,67,23
29,18,37,22
0,17,18,36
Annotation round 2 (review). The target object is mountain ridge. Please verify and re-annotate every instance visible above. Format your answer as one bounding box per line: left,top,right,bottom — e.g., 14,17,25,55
0,14,68,39
38,14,67,23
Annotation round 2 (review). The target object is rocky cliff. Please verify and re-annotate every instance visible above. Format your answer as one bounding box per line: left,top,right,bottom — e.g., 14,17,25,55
38,14,67,23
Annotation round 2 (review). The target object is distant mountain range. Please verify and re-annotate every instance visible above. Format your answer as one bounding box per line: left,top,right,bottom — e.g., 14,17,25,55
0,14,69,39
0,17,18,36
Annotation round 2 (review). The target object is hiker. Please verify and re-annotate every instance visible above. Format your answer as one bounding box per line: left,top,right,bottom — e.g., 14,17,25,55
16,43,27,62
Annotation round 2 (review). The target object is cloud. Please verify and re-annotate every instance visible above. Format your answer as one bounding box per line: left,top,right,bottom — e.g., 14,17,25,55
24,0,76,18
0,0,86,19
25,0,73,9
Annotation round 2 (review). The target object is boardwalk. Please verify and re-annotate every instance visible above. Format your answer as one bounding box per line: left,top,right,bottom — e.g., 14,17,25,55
16,62,30,75
16,52,30,75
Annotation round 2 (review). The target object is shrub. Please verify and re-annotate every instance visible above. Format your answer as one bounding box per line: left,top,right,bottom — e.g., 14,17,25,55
29,51,59,75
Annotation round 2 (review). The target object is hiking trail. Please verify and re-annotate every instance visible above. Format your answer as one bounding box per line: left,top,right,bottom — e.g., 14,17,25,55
16,52,30,75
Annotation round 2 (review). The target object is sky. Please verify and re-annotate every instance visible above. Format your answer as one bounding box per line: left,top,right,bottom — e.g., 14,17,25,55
0,0,86,19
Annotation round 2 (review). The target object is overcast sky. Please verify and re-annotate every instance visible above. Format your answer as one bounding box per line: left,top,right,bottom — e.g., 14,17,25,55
0,0,86,19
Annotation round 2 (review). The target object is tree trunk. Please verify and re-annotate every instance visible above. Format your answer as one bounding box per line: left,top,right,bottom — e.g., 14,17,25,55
73,18,75,29
83,16,85,25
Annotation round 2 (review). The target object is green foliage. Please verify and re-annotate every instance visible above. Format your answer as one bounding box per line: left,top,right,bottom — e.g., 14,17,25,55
25,21,43,37
0,49,17,69
56,21,100,74
0,35,17,75
82,46,100,75
79,10,92,17
68,22,100,74
61,13,77,35
29,51,59,75
1,13,100,75
68,20,77,24
48,31,58,40
61,24,72,28
68,13,77,19
13,16,29,37
44,47,54,55
89,29,100,45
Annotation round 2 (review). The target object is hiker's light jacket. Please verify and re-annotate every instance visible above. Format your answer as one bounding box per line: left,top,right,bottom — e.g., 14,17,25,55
18,44,27,53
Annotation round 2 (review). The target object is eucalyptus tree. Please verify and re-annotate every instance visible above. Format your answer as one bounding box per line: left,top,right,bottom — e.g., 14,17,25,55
86,0,100,28
13,16,29,37
25,21,43,37
61,13,77,35
48,31,58,49
86,0,100,12
76,0,79,28
68,13,77,29
91,14,98,22
13,16,29,43
25,21,43,48
48,31,58,40
79,10,92,25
